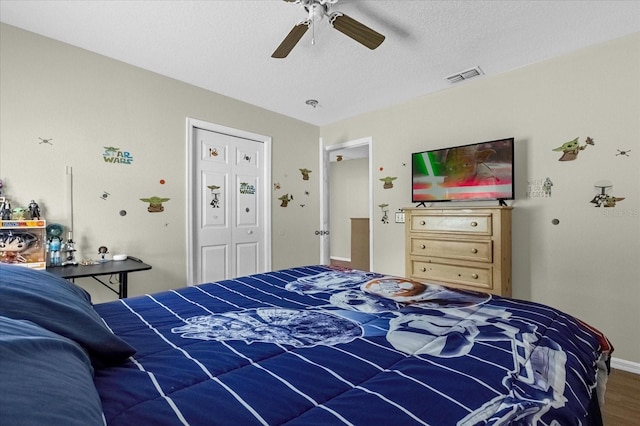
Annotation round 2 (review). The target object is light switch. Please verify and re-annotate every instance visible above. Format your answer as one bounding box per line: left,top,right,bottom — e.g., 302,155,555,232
395,211,405,223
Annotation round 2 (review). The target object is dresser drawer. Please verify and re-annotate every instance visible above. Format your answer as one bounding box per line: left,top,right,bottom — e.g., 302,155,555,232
411,259,493,291
411,237,492,262
410,213,492,235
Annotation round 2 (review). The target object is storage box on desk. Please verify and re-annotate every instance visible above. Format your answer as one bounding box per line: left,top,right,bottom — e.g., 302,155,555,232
0,220,46,270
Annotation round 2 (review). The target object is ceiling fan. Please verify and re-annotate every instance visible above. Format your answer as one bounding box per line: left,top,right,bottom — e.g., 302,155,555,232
272,0,385,58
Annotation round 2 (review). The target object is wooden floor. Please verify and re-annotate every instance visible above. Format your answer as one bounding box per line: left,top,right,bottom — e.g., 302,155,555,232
328,261,638,424
603,369,640,425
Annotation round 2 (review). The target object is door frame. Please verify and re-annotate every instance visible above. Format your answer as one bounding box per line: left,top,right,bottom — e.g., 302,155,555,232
186,117,272,285
319,136,373,269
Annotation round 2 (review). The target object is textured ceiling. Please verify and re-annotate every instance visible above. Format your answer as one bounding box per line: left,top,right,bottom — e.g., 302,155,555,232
1,0,639,126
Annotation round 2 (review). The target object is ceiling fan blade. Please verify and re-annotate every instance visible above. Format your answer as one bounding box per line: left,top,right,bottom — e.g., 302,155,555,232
272,22,310,58
330,13,385,50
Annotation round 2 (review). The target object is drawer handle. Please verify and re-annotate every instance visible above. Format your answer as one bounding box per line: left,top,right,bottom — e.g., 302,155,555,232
420,220,426,226
470,221,478,227
420,267,427,272
471,273,479,279
470,248,478,254
420,244,426,249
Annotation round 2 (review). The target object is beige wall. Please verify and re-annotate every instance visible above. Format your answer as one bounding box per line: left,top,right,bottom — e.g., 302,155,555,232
329,157,369,260
0,24,320,299
321,33,640,364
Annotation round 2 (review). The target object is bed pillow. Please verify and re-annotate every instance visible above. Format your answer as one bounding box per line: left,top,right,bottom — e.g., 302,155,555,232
0,264,135,366
0,316,105,425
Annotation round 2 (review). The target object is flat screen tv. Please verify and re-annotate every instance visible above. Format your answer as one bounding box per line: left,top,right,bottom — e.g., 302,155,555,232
411,137,514,205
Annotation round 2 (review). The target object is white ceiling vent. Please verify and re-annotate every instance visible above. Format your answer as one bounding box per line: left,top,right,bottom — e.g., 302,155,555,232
445,66,484,84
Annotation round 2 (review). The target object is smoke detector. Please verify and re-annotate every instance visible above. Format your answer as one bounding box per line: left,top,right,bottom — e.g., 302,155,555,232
445,66,484,84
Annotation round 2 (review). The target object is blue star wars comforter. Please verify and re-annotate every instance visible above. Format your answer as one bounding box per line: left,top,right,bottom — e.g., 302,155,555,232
93,266,611,425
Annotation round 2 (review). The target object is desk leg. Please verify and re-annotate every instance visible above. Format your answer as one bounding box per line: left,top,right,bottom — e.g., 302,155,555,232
119,272,128,299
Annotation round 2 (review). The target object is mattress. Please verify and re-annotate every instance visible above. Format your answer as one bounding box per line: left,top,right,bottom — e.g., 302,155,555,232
90,265,611,425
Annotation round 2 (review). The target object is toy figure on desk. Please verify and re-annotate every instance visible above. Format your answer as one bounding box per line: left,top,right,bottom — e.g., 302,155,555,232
61,231,78,266
28,200,41,219
98,246,109,262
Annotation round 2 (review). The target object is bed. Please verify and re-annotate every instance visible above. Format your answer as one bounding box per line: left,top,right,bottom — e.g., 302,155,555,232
0,264,612,425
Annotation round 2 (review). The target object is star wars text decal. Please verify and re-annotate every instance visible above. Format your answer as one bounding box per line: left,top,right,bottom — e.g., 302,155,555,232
103,146,133,165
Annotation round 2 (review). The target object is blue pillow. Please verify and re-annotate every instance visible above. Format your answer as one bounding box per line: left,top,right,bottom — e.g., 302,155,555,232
0,264,135,366
0,316,105,425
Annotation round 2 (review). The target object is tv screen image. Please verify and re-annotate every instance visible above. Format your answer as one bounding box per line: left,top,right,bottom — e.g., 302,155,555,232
412,138,514,203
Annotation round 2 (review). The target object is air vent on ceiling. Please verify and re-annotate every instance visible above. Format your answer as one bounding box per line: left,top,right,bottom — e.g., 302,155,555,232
445,66,484,84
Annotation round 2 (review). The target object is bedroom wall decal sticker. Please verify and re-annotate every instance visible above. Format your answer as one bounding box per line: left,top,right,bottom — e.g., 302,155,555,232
208,185,221,208
616,149,631,157
239,182,256,195
99,191,110,201
140,196,169,212
590,180,625,207
278,194,292,207
299,168,312,180
38,137,53,145
552,137,594,161
380,176,397,189
103,146,133,165
379,203,389,224
527,177,554,198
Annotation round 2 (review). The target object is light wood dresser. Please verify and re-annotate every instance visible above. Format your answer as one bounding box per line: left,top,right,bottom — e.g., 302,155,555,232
404,207,512,296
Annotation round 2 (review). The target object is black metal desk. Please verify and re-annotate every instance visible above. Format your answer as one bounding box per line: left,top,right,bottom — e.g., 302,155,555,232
48,259,152,298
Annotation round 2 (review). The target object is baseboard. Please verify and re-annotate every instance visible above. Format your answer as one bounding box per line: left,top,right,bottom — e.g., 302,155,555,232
610,357,640,374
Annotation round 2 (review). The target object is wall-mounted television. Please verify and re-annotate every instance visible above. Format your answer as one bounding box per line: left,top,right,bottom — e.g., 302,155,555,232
411,138,514,205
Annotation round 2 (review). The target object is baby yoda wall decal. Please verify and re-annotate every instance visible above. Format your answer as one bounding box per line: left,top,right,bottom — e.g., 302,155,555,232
299,169,312,181
552,137,594,161
380,176,397,189
278,194,293,207
140,196,170,213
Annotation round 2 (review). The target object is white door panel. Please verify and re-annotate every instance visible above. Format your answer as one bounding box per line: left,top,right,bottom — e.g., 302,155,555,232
191,125,266,284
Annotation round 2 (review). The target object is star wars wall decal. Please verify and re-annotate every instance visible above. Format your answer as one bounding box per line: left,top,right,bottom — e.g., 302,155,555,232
590,180,625,207
552,137,594,161
38,137,53,145
278,194,293,207
103,146,133,165
527,178,554,198
616,149,631,157
140,196,170,213
380,176,397,189
208,185,221,208
299,168,312,181
379,204,390,224
239,182,256,195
